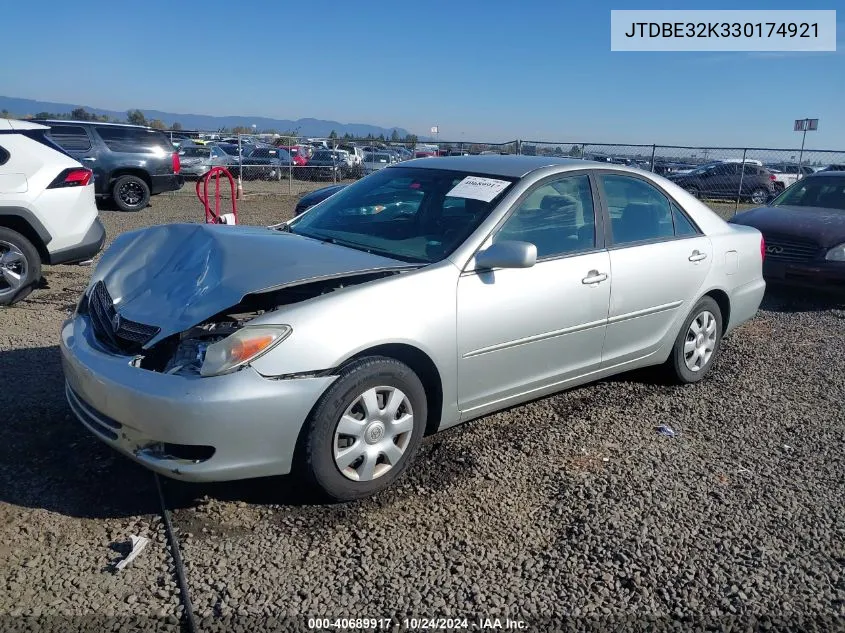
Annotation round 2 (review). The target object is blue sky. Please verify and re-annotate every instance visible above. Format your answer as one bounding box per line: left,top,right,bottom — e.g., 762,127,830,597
1,0,842,148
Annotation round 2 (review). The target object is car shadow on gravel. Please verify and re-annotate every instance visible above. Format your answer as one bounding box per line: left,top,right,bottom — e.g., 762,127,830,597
761,287,845,313
0,345,160,519
160,433,478,512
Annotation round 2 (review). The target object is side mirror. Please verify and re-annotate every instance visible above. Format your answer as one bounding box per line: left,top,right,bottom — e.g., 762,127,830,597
475,240,537,270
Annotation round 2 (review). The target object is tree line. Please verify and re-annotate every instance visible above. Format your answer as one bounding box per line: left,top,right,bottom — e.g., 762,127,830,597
0,107,420,144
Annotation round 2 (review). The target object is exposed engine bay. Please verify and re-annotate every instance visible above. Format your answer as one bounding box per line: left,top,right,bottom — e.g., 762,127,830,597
136,272,399,375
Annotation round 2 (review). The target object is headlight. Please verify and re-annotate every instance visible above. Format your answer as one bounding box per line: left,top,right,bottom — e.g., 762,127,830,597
825,243,845,261
200,325,292,377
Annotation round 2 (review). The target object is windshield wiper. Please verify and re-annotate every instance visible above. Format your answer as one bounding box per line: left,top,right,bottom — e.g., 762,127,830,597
305,232,427,264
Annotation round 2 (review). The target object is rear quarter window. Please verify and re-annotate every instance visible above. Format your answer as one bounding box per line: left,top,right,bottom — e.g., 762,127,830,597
46,125,92,151
94,126,174,153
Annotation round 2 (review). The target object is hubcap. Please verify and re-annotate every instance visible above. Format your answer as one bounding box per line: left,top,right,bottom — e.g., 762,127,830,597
752,190,766,204
333,386,414,482
119,181,144,206
0,240,27,297
684,310,717,372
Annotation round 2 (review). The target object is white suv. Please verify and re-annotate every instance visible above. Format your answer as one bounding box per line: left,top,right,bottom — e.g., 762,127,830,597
0,119,105,305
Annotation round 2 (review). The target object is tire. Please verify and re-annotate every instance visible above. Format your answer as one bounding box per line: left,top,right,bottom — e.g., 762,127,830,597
301,356,427,502
0,227,41,306
112,175,151,212
685,186,700,199
750,188,768,205
666,296,723,384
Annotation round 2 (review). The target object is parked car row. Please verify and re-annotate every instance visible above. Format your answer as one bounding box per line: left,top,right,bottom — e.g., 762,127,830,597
174,138,423,182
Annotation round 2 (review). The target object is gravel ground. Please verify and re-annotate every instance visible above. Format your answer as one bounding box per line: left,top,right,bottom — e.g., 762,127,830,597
1,191,843,632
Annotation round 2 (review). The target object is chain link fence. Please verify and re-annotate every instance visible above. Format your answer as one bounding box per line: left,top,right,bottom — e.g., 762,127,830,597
168,131,845,212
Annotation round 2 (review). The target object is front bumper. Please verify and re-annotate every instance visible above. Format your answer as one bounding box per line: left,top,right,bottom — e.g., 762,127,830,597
179,165,210,177
763,259,845,292
60,315,337,481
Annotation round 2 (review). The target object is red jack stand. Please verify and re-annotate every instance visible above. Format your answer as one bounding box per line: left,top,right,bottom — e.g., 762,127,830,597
196,167,238,225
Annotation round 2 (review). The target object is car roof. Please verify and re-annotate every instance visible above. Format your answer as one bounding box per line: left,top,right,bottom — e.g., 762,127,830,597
31,119,151,129
1,118,49,131
807,170,845,178
393,155,599,178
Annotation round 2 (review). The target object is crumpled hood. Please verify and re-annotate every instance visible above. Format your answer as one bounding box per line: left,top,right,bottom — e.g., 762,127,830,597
90,223,412,345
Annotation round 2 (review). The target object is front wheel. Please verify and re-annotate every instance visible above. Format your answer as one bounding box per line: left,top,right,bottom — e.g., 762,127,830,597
750,188,768,205
666,296,723,384
301,356,427,501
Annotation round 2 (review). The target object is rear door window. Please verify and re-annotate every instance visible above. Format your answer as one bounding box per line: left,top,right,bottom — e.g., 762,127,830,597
94,126,174,153
47,125,92,151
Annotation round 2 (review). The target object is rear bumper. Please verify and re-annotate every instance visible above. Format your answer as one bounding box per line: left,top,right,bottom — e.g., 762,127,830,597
725,277,766,336
150,174,184,195
763,259,845,292
47,217,106,265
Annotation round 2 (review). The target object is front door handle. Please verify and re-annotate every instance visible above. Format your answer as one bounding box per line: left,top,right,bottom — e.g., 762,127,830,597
689,250,707,262
81,157,96,162
582,270,608,285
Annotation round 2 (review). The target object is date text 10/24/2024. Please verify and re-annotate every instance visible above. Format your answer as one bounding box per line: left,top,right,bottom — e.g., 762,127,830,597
308,617,528,630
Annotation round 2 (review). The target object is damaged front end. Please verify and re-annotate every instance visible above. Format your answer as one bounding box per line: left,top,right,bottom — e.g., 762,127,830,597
118,272,402,377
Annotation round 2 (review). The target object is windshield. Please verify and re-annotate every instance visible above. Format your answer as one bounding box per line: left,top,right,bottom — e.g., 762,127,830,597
772,176,845,211
218,144,240,156
365,153,391,162
286,167,517,263
180,147,210,157
688,162,719,175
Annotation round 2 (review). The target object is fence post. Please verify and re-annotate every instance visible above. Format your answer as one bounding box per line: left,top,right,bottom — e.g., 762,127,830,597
237,133,243,197
650,144,656,172
734,148,748,215
288,136,293,196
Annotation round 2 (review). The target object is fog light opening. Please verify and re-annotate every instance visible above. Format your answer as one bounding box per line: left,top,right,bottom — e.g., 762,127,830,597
139,442,216,463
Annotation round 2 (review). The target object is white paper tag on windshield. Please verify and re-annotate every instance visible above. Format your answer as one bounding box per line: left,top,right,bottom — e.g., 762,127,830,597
446,176,510,202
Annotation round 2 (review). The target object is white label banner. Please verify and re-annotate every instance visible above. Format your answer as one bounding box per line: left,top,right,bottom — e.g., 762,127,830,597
611,10,836,51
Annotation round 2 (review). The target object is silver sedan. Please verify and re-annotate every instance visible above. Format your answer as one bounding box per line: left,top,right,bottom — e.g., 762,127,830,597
61,156,765,501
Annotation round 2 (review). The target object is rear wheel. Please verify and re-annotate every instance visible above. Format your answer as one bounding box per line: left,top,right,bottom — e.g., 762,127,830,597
112,175,150,212
0,227,41,306
301,356,427,502
666,296,723,384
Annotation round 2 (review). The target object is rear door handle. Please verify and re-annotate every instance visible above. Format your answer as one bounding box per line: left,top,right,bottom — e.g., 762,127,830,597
689,250,707,262
81,157,96,162
582,270,608,285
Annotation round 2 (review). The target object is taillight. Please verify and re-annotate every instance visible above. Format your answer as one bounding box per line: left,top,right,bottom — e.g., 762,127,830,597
172,152,181,174
47,168,93,188
761,236,766,261
769,174,777,181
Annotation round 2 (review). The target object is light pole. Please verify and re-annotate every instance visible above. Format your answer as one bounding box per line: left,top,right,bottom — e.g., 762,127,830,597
794,118,819,173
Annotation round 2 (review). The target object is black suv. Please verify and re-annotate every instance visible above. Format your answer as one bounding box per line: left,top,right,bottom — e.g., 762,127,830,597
667,161,776,205
32,120,184,211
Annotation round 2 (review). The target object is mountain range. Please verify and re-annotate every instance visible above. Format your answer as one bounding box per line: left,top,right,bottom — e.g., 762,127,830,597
0,96,413,138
